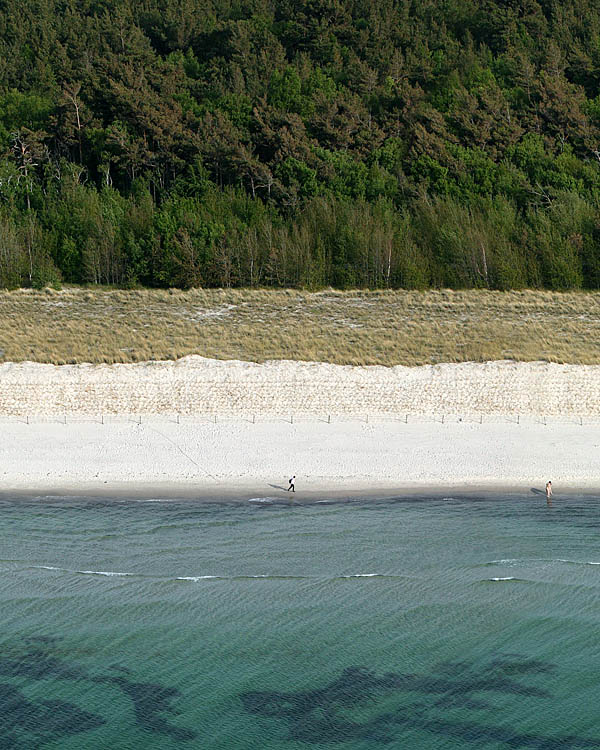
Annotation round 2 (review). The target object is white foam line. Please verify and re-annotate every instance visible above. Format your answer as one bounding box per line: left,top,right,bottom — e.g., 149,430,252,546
487,558,600,567
175,573,302,581
176,575,274,582
488,577,517,581
175,574,335,582
176,573,400,582
556,559,600,566
34,565,133,577
33,568,403,583
77,570,132,577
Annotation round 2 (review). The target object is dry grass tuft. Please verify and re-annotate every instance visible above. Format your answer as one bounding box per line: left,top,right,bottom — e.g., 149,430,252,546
1,287,600,366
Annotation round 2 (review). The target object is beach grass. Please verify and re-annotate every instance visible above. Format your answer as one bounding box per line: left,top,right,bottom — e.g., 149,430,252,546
1,286,600,366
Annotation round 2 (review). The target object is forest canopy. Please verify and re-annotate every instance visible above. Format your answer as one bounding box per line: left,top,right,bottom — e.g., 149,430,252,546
2,0,600,289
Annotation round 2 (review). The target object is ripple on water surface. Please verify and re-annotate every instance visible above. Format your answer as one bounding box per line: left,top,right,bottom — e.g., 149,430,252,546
1,491,600,747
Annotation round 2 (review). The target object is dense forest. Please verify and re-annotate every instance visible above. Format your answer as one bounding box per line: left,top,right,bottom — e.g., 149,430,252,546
3,0,600,289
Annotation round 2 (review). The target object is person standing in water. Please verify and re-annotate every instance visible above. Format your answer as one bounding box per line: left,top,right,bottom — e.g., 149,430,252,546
546,481,552,500
287,476,296,492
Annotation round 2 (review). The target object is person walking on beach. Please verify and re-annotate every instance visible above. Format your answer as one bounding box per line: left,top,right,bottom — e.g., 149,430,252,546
546,481,552,500
287,476,296,492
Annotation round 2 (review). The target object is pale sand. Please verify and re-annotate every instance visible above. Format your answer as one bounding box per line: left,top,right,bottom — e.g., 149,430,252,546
1,357,600,494
1,356,600,417
0,418,599,495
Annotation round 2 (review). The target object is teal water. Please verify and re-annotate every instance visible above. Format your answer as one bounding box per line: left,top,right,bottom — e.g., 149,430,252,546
1,491,600,748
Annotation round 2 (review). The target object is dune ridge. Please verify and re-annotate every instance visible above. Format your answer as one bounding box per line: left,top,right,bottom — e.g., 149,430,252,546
0,357,598,417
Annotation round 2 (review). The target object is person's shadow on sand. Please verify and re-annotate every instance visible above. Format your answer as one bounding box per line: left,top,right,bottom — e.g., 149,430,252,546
530,487,545,495
269,483,289,492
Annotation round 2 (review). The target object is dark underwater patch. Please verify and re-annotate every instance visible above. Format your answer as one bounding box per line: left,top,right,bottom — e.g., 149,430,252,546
0,636,196,745
240,657,599,746
93,674,196,740
0,682,105,749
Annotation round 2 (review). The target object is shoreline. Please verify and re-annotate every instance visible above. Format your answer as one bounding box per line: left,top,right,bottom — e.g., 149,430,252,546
3,481,600,502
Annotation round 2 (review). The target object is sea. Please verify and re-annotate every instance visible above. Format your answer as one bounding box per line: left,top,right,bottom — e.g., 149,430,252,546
1,490,600,749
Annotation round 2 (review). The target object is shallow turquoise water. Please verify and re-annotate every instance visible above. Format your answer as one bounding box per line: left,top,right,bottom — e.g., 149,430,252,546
2,491,600,748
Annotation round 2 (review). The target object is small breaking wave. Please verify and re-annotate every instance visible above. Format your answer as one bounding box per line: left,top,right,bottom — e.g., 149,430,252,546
176,574,309,582
33,566,400,583
484,559,520,565
488,576,517,581
485,558,600,567
176,572,401,582
33,565,132,577
556,559,600,566
77,570,132,577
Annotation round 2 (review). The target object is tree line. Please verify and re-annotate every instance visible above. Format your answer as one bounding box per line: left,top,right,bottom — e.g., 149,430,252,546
2,0,600,290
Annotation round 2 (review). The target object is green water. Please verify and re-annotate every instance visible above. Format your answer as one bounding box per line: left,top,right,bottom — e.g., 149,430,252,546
1,491,600,748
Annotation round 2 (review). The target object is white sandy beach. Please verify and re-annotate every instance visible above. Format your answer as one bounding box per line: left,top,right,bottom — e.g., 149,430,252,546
1,357,600,493
1,417,599,495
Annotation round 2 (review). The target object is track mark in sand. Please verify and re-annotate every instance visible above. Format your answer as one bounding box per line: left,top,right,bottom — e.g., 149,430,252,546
141,424,219,482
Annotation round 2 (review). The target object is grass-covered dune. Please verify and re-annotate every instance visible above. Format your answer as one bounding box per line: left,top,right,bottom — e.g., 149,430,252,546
1,288,599,367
